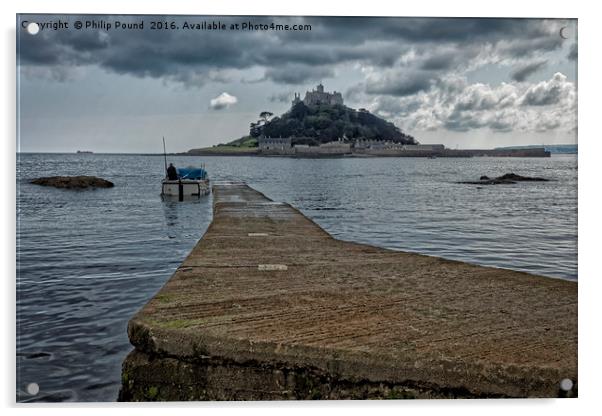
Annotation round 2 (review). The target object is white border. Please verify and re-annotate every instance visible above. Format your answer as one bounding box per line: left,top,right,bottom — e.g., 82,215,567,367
3,1,599,415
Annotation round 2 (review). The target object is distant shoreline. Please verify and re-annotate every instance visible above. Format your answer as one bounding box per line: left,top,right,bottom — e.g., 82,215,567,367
179,148,554,158
16,144,577,158
16,152,577,157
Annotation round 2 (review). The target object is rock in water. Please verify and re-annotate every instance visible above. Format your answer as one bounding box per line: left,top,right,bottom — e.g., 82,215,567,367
458,172,549,185
496,173,548,182
30,176,114,189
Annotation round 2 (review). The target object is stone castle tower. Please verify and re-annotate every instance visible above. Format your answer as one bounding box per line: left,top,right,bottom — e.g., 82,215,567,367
292,83,343,107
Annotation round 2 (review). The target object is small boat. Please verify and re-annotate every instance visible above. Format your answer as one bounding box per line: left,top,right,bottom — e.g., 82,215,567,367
160,137,210,200
161,167,210,199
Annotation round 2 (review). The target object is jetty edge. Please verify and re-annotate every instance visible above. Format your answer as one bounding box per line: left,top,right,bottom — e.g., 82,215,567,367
119,182,577,401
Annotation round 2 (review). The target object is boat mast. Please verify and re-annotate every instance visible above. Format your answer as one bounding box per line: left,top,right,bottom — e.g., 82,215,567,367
162,136,168,177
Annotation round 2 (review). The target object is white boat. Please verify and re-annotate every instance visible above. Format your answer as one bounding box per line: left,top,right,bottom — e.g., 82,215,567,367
161,178,210,197
161,167,210,199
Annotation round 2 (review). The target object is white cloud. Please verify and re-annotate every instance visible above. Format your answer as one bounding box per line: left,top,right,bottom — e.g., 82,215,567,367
365,73,576,134
521,72,574,106
209,92,238,110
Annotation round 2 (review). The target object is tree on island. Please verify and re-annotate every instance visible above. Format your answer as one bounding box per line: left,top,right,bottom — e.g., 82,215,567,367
250,111,274,137
260,111,274,123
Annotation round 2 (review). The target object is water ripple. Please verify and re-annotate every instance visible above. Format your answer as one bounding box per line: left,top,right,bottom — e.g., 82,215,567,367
16,153,577,402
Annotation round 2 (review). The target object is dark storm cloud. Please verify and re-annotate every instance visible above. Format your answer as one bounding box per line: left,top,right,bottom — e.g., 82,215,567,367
268,92,292,103
443,111,487,132
260,42,402,68
511,60,547,82
420,51,459,71
19,15,271,80
365,70,434,97
296,17,558,46
568,43,577,61
497,36,562,58
360,46,483,97
264,65,334,85
18,15,566,87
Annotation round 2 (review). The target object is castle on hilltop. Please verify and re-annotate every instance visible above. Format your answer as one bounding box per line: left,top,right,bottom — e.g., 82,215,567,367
292,83,344,107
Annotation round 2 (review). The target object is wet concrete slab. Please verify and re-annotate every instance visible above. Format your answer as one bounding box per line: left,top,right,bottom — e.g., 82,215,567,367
120,183,577,401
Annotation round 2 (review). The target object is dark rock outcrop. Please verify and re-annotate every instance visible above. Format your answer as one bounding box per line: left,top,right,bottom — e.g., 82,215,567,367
459,172,549,185
496,173,549,182
30,176,114,189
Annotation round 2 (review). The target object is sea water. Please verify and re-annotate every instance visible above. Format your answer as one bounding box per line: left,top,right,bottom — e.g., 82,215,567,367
16,153,577,401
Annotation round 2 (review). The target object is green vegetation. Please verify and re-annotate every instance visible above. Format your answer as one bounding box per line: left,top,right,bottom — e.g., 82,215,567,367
386,388,416,399
201,145,257,153
250,102,416,145
185,136,258,154
219,136,258,148
146,386,159,400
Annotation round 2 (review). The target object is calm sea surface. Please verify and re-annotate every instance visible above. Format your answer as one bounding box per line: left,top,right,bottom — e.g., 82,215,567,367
16,153,577,402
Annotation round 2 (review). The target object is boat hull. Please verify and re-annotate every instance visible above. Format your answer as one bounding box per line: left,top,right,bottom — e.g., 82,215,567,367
161,179,210,198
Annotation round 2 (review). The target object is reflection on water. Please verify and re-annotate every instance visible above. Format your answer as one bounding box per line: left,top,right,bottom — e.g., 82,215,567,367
16,153,577,402
17,153,213,402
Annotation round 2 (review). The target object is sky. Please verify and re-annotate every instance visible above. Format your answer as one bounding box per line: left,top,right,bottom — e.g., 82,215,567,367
17,15,577,153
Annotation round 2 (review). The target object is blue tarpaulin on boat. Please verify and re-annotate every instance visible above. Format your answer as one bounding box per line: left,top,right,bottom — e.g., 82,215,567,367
177,168,207,179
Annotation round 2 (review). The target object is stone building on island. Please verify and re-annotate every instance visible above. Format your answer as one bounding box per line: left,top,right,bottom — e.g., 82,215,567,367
257,137,293,153
292,83,344,107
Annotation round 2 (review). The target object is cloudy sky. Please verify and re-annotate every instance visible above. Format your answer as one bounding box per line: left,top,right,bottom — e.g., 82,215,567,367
17,15,577,153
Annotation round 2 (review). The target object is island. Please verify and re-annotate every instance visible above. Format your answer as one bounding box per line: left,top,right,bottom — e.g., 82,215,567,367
184,84,550,158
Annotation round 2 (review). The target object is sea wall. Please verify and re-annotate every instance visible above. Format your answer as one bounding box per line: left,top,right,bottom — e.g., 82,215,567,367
184,146,550,158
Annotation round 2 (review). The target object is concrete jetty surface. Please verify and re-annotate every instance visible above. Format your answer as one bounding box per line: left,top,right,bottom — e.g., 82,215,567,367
119,182,577,401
